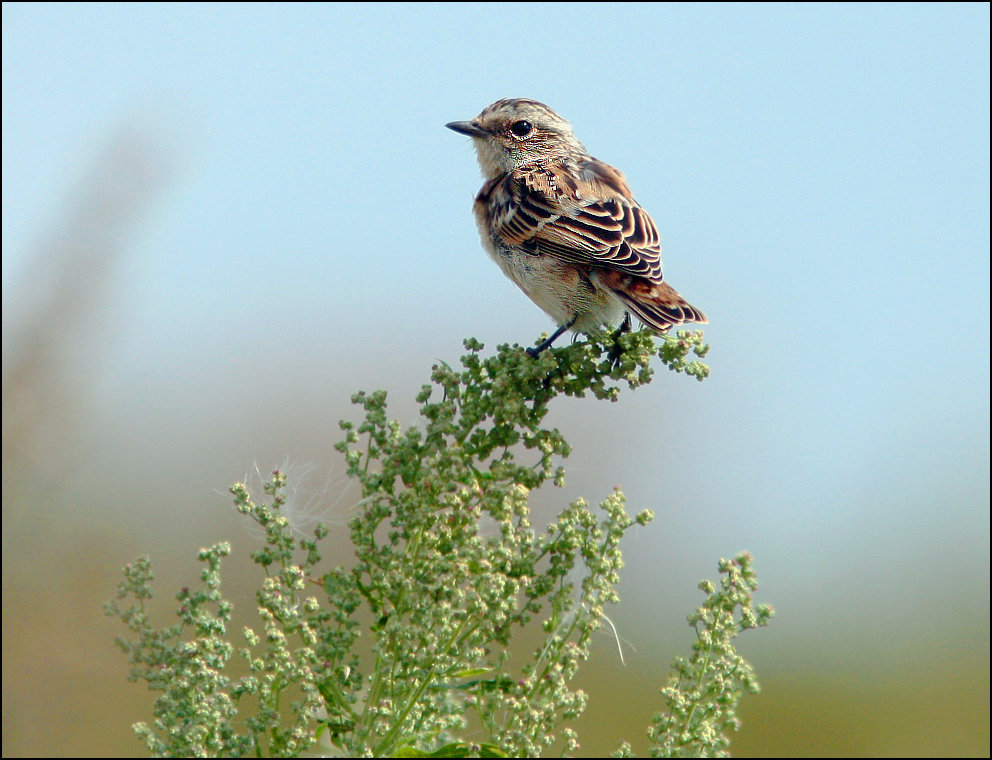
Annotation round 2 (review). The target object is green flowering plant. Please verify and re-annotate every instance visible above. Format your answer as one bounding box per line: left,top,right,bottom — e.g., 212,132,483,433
647,553,773,758
107,329,772,757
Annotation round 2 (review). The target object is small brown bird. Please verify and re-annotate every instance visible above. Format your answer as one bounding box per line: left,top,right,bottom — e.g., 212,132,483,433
447,98,706,355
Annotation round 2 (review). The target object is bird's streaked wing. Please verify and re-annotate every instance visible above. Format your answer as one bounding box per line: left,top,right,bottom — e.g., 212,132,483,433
487,157,665,283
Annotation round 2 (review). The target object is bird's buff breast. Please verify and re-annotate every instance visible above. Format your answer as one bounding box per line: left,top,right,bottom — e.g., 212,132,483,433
474,215,624,333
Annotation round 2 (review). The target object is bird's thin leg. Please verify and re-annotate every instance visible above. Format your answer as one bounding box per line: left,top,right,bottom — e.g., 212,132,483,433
527,316,577,357
607,312,633,366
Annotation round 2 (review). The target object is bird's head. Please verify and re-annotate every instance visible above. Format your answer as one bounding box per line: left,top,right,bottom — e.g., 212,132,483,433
446,98,584,177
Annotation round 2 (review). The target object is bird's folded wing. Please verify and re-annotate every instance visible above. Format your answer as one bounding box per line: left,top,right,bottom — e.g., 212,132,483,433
489,159,666,283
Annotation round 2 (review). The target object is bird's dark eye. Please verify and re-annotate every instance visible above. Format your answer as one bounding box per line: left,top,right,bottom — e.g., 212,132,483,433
510,120,533,137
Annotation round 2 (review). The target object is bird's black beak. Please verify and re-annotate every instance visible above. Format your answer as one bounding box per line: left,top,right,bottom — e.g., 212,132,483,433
445,120,488,138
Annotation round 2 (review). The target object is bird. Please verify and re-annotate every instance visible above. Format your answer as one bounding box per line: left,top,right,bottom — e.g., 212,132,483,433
446,98,706,356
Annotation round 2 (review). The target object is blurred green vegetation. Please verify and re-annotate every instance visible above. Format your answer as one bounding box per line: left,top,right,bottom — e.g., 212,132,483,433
3,473,988,757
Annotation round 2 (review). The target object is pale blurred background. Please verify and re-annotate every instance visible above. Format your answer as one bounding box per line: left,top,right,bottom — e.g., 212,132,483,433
2,3,988,756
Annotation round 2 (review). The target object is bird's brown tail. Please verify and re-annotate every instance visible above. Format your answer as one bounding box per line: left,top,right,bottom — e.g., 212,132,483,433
612,280,707,333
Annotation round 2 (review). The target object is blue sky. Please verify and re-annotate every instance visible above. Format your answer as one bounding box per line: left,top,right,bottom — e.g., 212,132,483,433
2,2,989,752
